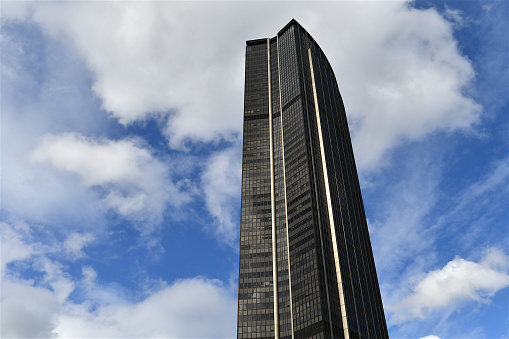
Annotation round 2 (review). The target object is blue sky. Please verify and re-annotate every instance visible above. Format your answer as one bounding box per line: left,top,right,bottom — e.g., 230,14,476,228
1,1,507,338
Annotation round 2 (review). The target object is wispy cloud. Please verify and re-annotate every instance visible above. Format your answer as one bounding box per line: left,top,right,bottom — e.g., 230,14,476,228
368,146,442,276
201,144,242,246
431,159,508,252
374,152,508,333
63,233,95,259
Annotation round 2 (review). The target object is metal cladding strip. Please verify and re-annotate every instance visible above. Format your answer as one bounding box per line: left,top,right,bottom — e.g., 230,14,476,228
268,38,280,339
277,35,295,339
308,49,350,339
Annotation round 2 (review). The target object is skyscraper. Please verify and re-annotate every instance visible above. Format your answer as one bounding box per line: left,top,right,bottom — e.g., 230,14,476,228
238,20,388,339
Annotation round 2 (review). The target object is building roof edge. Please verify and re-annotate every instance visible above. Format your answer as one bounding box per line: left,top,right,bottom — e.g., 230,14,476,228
246,38,267,46
278,18,300,36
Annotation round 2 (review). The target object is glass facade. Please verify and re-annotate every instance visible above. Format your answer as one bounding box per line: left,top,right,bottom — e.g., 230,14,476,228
238,20,388,339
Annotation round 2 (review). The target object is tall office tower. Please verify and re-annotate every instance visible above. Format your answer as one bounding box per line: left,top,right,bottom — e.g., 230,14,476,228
237,20,388,339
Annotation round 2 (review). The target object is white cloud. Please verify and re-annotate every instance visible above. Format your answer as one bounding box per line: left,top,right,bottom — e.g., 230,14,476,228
392,248,509,322
55,277,237,338
308,3,481,171
3,1,481,166
0,27,116,230
1,279,60,339
2,273,237,338
31,133,156,187
11,0,476,244
1,223,237,338
0,3,495,336
444,7,464,27
0,222,33,272
30,132,193,229
5,2,246,148
372,155,509,336
420,336,441,339
63,232,95,259
0,223,61,338
1,223,76,304
201,144,242,245
35,258,75,304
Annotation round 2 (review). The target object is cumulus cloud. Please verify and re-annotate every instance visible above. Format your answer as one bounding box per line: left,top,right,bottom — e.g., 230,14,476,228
1,279,60,338
31,133,158,186
420,336,441,339
392,248,509,322
371,154,508,316
2,1,481,166
3,1,246,147
0,2,492,336
55,277,237,338
30,132,192,229
1,223,237,338
201,144,242,245
370,154,509,337
307,2,482,170
0,24,115,229
2,270,237,339
2,274,237,338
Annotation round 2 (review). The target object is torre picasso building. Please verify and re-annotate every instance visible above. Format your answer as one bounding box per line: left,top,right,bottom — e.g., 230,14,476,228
237,20,388,339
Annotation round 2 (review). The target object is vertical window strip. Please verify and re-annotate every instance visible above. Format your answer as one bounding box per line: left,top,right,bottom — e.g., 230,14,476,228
308,48,350,339
277,34,295,339
268,38,280,339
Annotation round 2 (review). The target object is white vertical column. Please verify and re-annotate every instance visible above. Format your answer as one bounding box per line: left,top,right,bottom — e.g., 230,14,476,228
268,38,279,339
308,48,350,339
